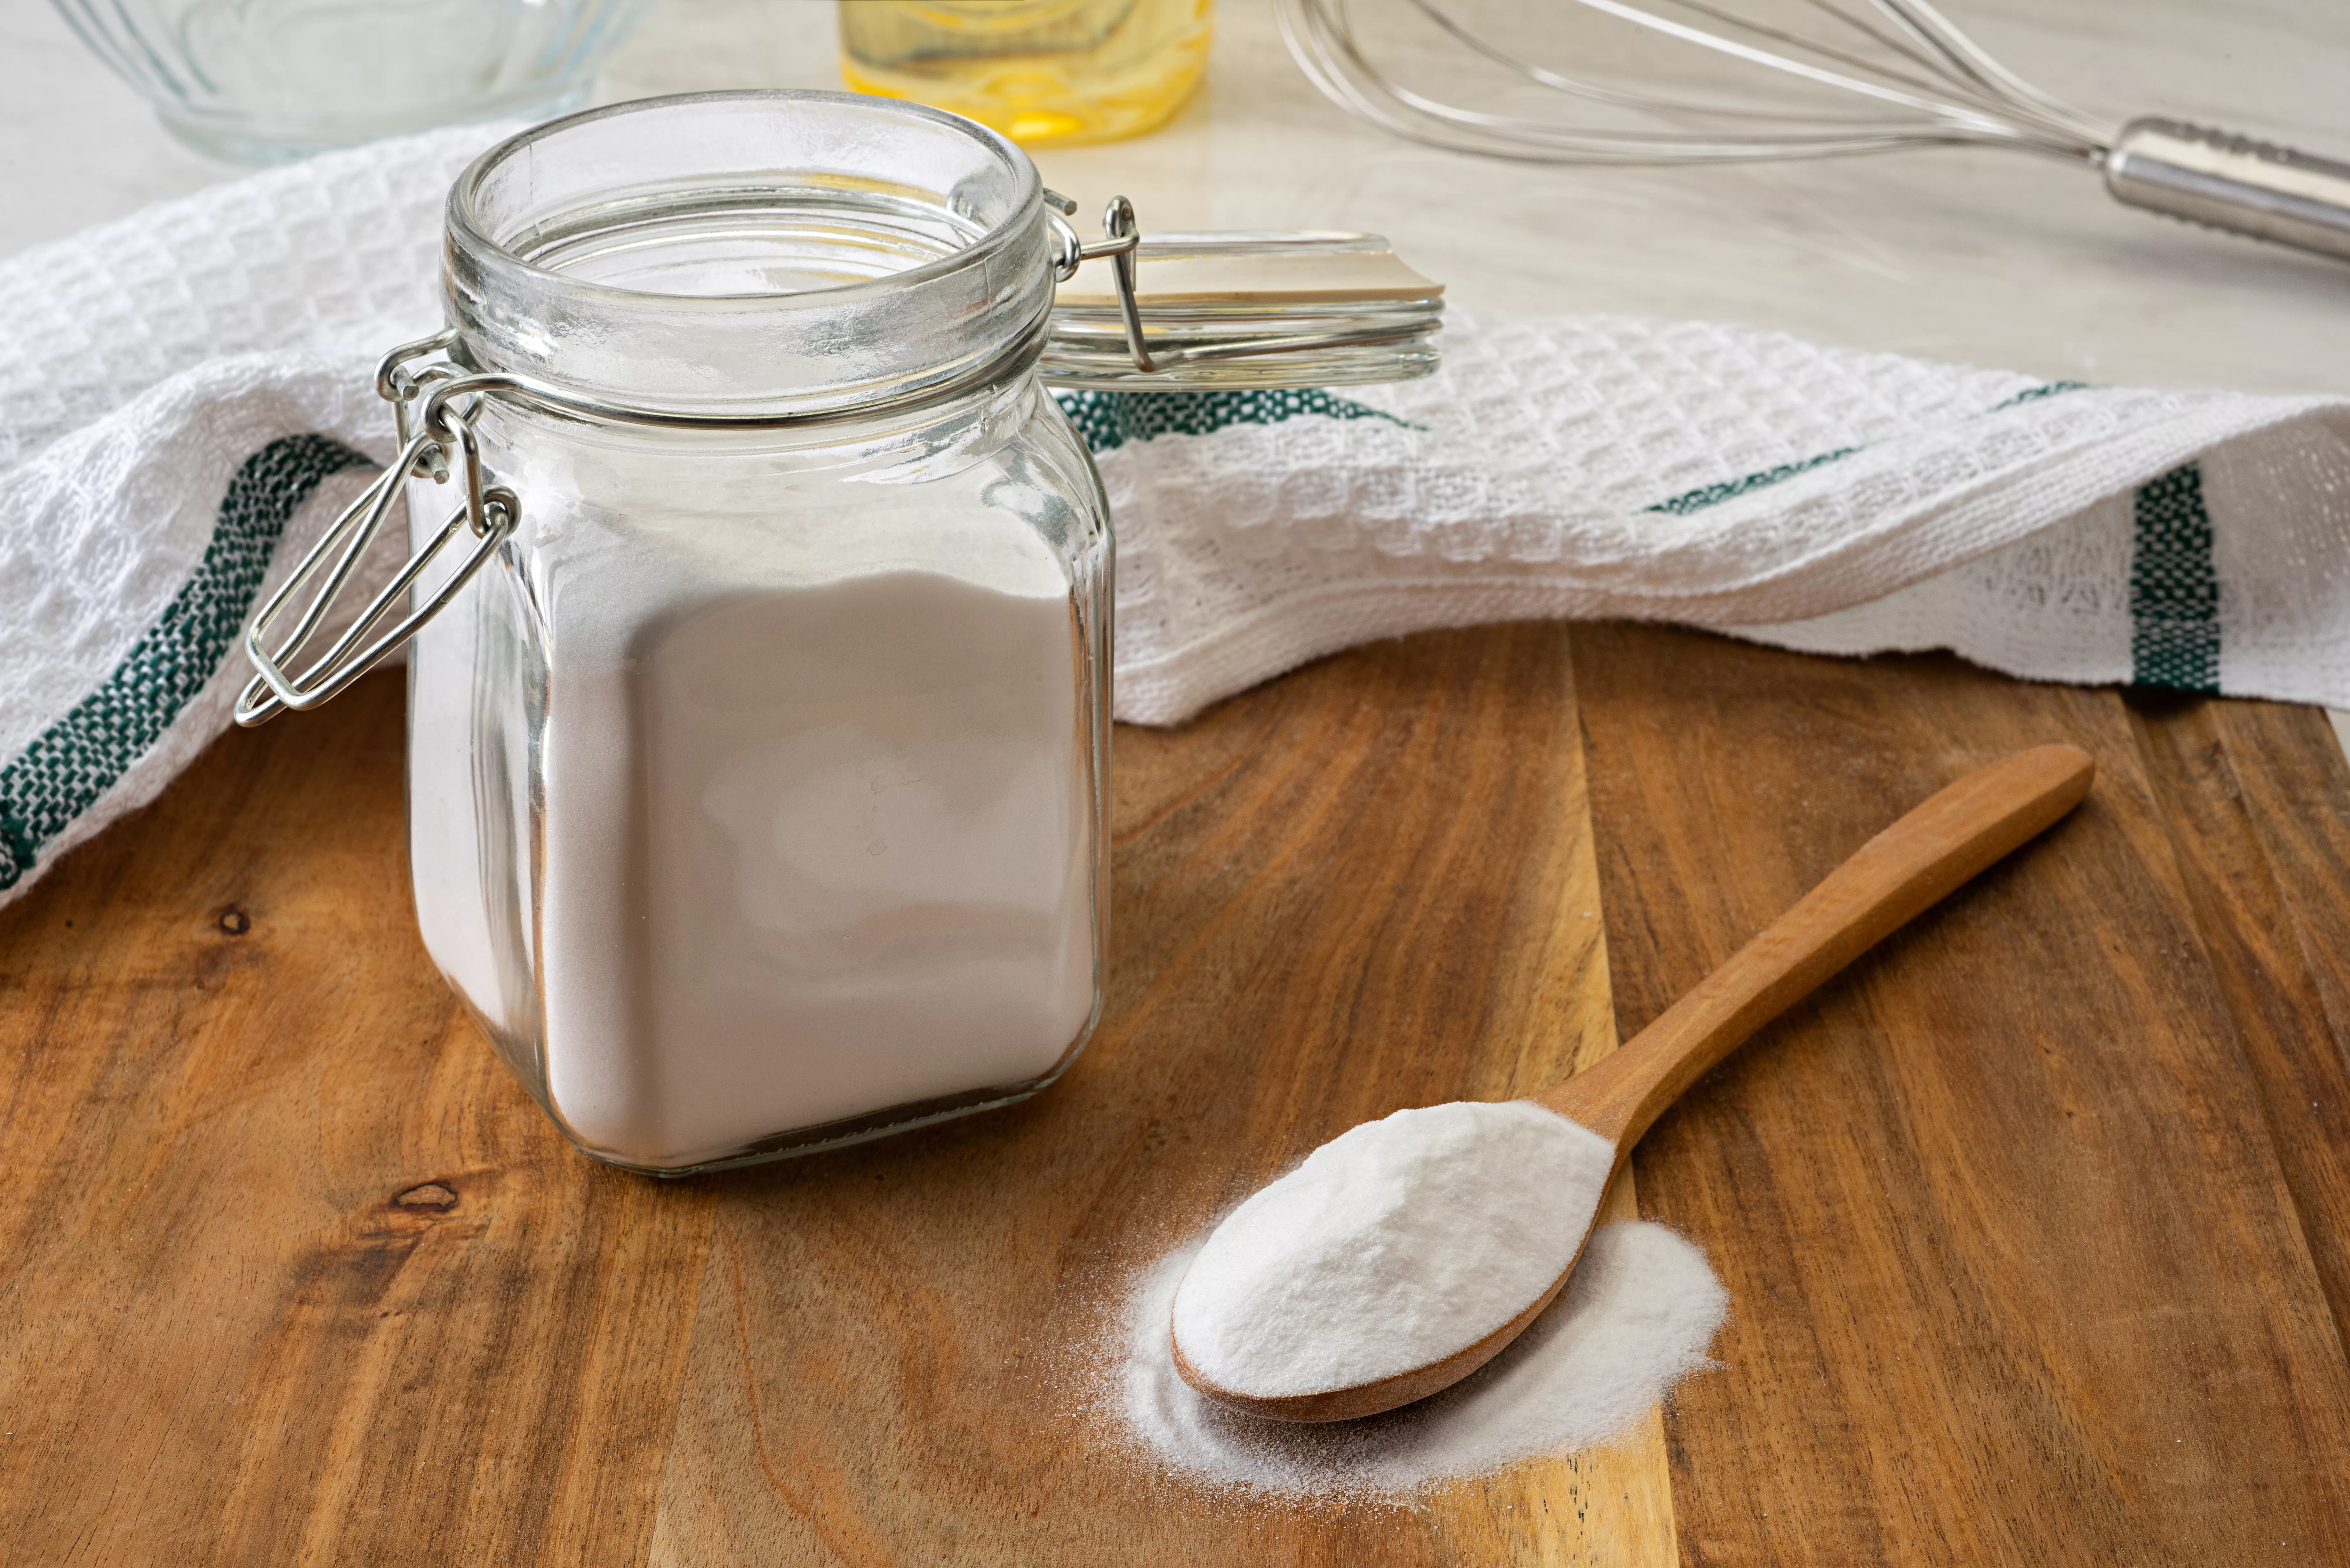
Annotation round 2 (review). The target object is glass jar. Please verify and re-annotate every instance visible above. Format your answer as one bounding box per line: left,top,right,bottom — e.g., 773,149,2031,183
407,92,1108,1174
238,89,1440,1176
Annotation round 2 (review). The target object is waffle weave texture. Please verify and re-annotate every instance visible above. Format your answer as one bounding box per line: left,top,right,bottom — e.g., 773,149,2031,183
6,122,2350,908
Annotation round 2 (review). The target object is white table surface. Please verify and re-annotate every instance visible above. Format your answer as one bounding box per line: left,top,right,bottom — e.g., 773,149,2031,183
6,0,2349,738
7,0,2347,394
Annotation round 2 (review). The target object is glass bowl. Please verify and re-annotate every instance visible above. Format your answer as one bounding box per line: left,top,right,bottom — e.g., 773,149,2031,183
49,0,658,164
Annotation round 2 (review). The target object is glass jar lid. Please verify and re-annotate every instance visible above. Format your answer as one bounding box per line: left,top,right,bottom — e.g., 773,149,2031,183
445,90,1053,420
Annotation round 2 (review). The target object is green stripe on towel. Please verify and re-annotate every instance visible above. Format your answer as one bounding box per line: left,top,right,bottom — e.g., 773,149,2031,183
0,434,373,889
1640,382,2091,519
1986,380,2089,412
2128,462,2220,692
1054,387,1412,453
1643,448,1861,517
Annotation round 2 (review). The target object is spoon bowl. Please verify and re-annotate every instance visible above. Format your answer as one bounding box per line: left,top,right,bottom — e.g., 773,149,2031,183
1175,743,2096,1422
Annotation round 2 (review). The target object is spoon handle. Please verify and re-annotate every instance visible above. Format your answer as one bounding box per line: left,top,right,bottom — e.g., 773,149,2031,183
1534,743,2094,1148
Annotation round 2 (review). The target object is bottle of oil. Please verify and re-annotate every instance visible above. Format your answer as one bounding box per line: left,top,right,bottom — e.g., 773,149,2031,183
838,0,1212,147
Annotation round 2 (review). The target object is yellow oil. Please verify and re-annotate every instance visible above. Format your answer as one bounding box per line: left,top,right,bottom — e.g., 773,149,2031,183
838,0,1213,147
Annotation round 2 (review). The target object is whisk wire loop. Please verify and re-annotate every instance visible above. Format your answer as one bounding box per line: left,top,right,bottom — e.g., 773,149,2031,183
1280,0,2107,164
1277,0,2350,261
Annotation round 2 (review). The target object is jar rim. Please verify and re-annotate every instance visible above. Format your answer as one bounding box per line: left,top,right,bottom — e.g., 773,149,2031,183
440,90,1056,415
448,88,1045,315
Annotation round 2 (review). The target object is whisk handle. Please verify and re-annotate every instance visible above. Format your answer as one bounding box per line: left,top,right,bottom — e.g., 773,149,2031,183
2105,118,2350,264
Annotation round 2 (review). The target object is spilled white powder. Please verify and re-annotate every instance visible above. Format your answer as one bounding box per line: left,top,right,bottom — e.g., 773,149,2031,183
1114,1221,1728,1499
1171,1101,1619,1397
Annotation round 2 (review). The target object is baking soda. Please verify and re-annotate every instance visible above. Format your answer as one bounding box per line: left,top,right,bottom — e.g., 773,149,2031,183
1115,1219,1727,1499
407,443,1098,1169
1171,1101,1618,1397
1102,1100,1727,1499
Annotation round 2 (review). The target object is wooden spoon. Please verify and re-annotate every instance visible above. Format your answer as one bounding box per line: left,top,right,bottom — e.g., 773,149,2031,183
1174,743,2096,1422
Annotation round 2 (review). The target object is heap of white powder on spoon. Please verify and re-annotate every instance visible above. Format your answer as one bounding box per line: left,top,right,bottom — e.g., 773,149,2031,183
1170,1102,1618,1400
1102,1100,1729,1497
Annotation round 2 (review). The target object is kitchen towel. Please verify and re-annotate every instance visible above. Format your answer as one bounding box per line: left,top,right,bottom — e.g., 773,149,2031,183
6,122,2350,909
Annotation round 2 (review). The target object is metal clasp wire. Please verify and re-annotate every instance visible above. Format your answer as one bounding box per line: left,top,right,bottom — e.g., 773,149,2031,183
232,330,519,727
1041,191,1437,377
1048,192,1153,373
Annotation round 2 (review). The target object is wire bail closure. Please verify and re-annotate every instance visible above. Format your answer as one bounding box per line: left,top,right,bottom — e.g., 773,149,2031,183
234,328,518,727
236,194,1437,725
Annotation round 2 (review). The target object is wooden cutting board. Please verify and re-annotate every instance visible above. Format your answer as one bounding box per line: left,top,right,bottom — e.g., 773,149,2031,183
4,622,2348,1564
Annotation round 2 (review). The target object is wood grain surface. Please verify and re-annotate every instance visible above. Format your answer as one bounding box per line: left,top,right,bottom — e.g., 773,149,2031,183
1572,624,2350,1566
1542,744,2094,1151
3,622,2348,1564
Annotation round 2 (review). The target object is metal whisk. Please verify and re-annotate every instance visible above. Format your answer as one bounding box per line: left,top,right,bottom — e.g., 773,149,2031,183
1277,0,2350,262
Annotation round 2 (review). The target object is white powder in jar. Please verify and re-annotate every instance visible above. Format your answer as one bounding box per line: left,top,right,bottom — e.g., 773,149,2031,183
1171,1101,1619,1398
1114,1220,1728,1500
409,446,1100,1170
